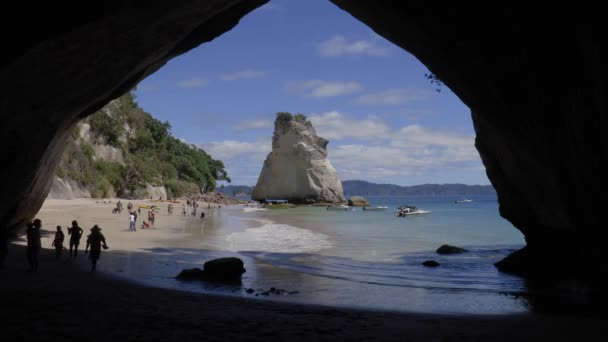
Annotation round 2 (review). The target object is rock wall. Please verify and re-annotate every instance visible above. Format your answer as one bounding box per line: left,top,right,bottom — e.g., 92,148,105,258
48,177,91,199
1,0,607,289
330,2,608,286
0,0,267,233
145,184,168,200
252,115,345,204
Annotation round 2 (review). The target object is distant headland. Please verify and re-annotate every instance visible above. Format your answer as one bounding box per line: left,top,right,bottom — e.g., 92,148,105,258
218,181,495,197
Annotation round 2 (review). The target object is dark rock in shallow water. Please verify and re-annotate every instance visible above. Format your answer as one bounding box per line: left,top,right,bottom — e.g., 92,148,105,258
176,268,205,280
245,288,255,294
436,244,468,254
422,260,440,267
176,257,246,282
348,196,369,207
203,257,246,281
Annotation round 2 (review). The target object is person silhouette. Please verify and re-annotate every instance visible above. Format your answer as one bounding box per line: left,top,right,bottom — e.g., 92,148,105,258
84,225,108,272
52,226,65,259
67,220,84,258
0,226,8,269
26,219,42,271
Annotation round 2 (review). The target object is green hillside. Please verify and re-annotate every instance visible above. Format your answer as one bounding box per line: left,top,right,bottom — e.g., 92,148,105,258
56,92,230,198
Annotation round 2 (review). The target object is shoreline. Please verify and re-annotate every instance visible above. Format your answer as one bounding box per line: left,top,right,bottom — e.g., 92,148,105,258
2,243,606,341
2,198,607,340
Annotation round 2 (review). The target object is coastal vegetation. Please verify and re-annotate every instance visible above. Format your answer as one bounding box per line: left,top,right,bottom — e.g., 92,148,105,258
55,92,230,198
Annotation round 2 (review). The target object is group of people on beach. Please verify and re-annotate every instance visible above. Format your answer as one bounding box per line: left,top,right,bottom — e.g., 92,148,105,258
128,205,157,231
25,218,109,272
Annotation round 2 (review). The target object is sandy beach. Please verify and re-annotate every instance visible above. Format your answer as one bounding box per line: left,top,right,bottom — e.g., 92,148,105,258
1,198,606,341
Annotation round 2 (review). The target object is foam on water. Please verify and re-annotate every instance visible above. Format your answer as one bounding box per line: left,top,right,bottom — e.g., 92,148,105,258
226,218,332,253
242,207,267,213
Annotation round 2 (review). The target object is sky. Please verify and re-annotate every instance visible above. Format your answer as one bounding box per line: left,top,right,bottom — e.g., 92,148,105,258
134,0,490,187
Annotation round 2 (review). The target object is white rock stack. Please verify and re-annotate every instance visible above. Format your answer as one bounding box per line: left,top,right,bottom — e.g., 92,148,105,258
252,113,345,204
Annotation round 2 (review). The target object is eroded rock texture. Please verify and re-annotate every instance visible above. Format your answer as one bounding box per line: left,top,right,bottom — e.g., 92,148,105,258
0,0,268,234
252,115,345,204
331,2,607,286
1,1,606,289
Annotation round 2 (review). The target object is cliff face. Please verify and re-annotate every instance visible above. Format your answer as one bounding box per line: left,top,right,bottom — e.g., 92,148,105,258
0,0,265,236
48,92,229,200
1,0,607,291
49,100,126,199
252,114,345,204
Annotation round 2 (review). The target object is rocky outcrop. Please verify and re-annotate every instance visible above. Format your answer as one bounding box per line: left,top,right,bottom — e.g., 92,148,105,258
1,0,607,293
0,0,267,236
145,184,167,200
201,191,247,205
348,196,369,207
252,114,345,204
48,176,91,199
176,257,246,282
329,2,608,291
436,245,468,255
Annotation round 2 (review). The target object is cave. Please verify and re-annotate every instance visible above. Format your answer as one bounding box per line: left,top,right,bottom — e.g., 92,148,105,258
1,1,606,297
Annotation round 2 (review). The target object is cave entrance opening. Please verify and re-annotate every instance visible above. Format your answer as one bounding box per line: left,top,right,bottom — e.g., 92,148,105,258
35,0,527,314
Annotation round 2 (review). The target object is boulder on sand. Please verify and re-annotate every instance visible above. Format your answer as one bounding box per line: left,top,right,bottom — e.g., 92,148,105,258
176,257,246,282
436,244,468,255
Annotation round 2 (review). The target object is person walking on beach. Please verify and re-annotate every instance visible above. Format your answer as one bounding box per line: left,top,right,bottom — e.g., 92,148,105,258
68,220,84,258
26,219,42,271
200,211,205,222
84,225,108,272
52,226,65,259
129,212,136,232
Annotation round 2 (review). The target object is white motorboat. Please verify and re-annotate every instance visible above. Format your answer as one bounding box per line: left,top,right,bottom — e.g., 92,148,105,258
394,204,430,217
362,206,388,211
454,198,473,203
326,204,353,211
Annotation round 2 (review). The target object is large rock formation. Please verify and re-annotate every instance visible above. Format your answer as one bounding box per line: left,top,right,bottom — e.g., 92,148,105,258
1,1,608,294
252,114,345,204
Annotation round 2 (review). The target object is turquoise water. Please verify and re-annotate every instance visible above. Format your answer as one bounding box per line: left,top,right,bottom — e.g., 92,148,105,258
101,195,530,315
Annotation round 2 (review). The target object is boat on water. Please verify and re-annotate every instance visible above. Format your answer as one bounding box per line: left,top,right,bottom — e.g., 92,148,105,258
454,198,473,203
263,199,296,209
394,204,430,217
362,206,388,211
326,204,353,211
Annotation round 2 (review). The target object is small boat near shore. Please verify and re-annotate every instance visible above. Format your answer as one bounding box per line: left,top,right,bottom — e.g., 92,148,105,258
362,206,388,211
326,204,353,211
394,204,430,217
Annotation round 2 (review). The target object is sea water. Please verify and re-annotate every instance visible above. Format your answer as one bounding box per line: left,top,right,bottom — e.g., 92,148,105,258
101,195,530,315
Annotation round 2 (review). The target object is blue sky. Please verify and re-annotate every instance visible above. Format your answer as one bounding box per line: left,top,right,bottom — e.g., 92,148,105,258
134,0,489,187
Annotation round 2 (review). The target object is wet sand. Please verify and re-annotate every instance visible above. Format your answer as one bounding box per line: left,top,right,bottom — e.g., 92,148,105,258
1,198,606,341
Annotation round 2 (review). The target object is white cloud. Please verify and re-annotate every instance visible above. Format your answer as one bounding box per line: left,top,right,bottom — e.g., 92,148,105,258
177,78,209,88
233,119,273,131
391,125,475,148
220,69,265,81
197,117,482,185
303,111,482,182
355,88,430,106
329,139,482,183
317,35,389,57
201,140,270,161
309,111,390,141
199,140,271,186
285,80,362,98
